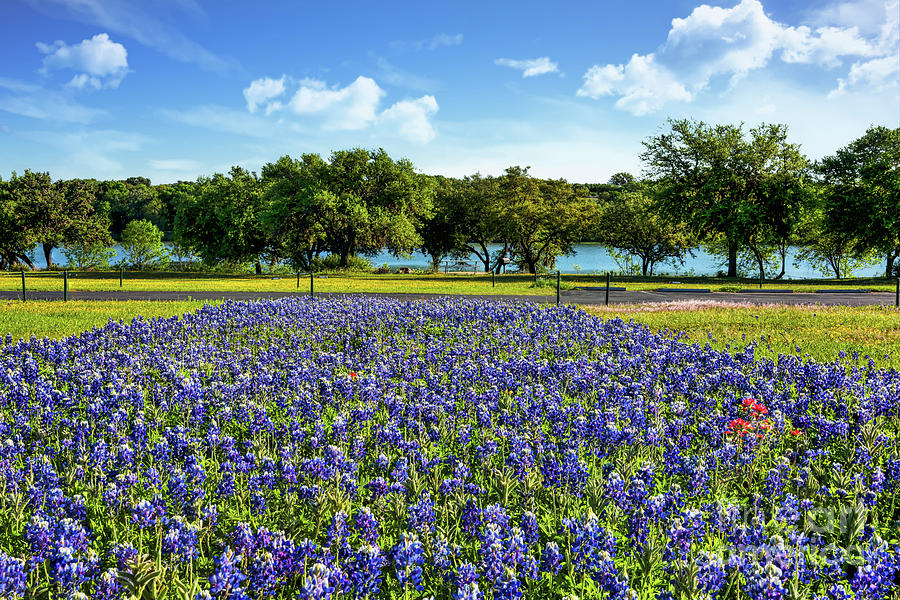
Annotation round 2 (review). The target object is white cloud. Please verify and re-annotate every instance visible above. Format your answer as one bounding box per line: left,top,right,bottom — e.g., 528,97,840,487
289,76,385,130
429,33,463,49
379,95,439,143
0,77,105,122
831,55,900,95
30,0,235,74
37,33,129,89
577,54,692,115
243,76,286,113
390,33,463,51
495,57,559,77
579,0,899,114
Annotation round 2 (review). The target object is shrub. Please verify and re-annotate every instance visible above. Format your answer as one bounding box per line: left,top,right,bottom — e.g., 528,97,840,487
120,219,169,270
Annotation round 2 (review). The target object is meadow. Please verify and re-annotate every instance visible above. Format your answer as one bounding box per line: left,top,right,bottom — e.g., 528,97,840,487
0,296,897,599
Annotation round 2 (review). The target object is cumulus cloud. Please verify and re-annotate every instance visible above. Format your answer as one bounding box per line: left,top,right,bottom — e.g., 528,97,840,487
37,33,129,89
243,76,286,113
495,57,559,77
289,76,385,130
235,75,440,142
831,54,900,95
577,54,692,115
379,95,439,143
579,0,899,114
30,0,234,74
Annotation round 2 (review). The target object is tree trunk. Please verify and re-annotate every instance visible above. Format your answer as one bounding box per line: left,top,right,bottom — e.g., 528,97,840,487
255,260,262,275
774,247,786,280
339,246,350,268
727,241,738,278
885,251,897,278
753,249,765,282
42,243,54,269
641,257,649,277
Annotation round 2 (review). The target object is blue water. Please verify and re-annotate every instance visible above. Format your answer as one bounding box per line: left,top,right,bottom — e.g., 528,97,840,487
31,243,883,278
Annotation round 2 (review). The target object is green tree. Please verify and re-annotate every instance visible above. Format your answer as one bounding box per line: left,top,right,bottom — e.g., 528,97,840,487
121,219,168,269
418,176,468,271
596,179,693,276
9,170,63,268
501,167,598,274
0,174,38,269
793,193,878,278
260,155,327,271
313,148,433,267
817,126,900,277
176,167,269,273
641,119,807,278
451,174,508,273
101,178,166,238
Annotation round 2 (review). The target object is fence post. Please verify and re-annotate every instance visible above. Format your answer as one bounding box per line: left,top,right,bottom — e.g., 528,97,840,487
21,270,26,302
556,271,560,306
310,272,314,298
64,270,68,302
605,272,610,306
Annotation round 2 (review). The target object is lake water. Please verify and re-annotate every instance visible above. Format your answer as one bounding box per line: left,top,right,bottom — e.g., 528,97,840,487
31,243,883,278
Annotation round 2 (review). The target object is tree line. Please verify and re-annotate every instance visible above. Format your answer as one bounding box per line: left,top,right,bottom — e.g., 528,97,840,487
1,122,897,278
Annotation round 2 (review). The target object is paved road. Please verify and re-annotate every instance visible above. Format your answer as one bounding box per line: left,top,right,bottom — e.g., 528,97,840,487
1,288,896,307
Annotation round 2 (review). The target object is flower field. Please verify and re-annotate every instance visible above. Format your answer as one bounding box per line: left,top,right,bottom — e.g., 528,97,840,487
0,297,898,600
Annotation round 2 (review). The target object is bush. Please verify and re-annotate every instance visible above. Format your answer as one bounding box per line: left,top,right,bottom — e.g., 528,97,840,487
62,241,115,270
317,254,373,272
120,219,169,270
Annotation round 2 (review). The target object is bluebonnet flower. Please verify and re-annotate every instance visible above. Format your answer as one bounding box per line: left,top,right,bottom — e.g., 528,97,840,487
408,493,436,533
494,568,522,600
209,547,246,596
93,568,121,600
0,552,26,598
541,542,563,575
392,532,424,591
345,545,385,598
354,507,379,544
298,563,335,600
521,511,539,546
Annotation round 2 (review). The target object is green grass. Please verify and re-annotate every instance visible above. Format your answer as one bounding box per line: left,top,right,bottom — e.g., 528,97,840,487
585,303,900,370
2,270,896,295
0,300,211,341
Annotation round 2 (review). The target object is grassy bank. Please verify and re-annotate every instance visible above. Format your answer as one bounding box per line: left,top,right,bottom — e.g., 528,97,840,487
0,300,211,341
1,270,897,295
586,302,900,370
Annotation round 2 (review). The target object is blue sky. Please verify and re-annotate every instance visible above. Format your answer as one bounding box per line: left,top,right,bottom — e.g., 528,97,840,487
1,0,898,184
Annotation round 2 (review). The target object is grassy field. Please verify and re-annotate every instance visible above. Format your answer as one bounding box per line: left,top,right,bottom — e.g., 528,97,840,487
1,270,897,295
0,300,210,340
3,296,898,371
586,301,900,370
